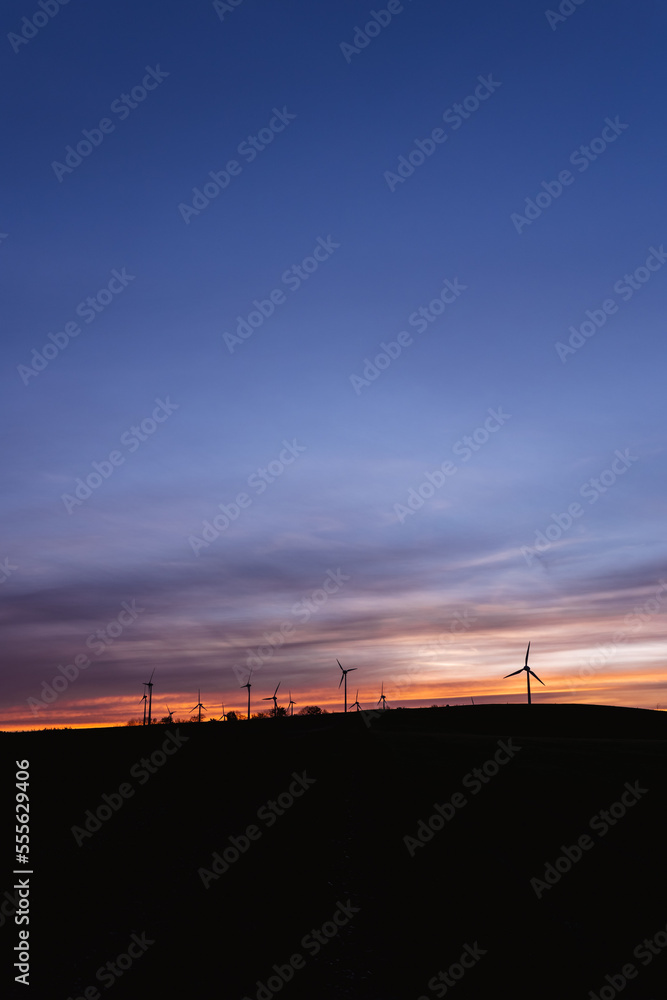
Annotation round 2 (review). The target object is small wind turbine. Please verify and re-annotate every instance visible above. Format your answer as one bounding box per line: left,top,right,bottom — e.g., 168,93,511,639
377,682,388,710
140,690,148,726
503,642,545,704
287,691,295,717
350,690,362,712
337,659,357,713
263,682,281,718
218,703,227,721
241,671,252,721
165,705,174,723
143,668,155,725
189,689,207,723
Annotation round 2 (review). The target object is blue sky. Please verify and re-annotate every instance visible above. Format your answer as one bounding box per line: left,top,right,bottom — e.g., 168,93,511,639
2,0,667,727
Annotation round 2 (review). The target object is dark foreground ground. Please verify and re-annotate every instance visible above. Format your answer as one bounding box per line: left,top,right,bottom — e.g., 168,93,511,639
2,704,667,999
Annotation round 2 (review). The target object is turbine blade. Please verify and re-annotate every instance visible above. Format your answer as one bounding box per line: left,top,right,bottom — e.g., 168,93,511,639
525,642,530,665
338,674,344,688
504,668,524,678
349,667,357,672
529,670,545,685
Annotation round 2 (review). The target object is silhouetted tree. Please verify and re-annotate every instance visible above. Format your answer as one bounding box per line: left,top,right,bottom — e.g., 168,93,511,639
227,711,239,722
298,705,328,715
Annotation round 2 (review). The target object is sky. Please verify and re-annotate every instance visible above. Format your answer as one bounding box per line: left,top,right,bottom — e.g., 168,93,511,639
2,0,667,729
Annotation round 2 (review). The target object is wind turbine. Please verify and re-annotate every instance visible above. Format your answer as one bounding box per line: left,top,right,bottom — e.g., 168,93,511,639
263,682,281,719
218,703,227,721
503,642,545,705
287,691,295,717
140,689,148,726
377,682,388,711
241,671,252,721
337,659,357,713
189,689,207,723
143,668,155,725
350,690,362,712
165,705,174,723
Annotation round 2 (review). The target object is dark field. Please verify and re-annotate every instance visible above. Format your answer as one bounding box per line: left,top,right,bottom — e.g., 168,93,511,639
3,704,667,999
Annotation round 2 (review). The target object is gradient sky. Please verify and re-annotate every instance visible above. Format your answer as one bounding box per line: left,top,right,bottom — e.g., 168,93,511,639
2,0,667,729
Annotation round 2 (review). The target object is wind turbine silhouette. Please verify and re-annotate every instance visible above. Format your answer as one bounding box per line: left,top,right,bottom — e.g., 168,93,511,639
189,689,207,722
350,690,362,712
241,671,252,721
218,703,227,721
140,689,148,725
377,682,388,710
165,705,174,723
287,691,295,717
503,642,544,704
337,660,357,713
143,668,155,725
263,682,281,718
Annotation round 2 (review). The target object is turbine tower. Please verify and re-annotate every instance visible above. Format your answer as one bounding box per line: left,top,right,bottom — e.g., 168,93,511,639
503,642,545,705
189,689,207,723
337,659,357,713
377,682,388,710
287,691,295,717
241,671,252,721
143,668,155,725
263,682,281,719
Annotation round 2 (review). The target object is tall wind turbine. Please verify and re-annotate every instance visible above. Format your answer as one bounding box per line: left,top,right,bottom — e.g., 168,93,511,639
503,642,545,704
350,690,362,712
377,682,388,711
263,682,281,719
143,668,155,725
189,689,207,723
241,670,252,721
287,691,295,717
337,660,357,713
